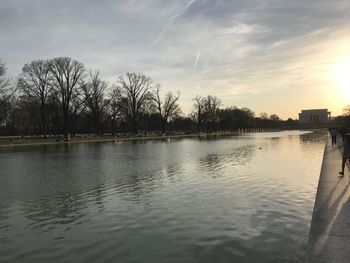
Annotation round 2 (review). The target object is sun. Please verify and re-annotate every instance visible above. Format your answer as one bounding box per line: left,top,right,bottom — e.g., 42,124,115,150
333,54,350,102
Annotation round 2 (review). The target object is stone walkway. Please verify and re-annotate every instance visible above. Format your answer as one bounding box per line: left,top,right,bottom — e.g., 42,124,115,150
306,137,350,262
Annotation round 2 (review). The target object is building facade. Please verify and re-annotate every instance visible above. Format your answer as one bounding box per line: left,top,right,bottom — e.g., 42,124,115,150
298,109,331,124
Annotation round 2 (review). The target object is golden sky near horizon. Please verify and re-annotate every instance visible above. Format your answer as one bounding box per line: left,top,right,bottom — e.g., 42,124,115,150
1,0,350,119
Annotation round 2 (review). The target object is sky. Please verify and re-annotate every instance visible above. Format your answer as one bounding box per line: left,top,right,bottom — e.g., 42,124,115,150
1,0,350,119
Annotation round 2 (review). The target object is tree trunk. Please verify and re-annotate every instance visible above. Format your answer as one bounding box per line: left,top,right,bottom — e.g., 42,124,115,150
95,118,103,136
161,119,167,135
63,110,69,139
112,118,115,136
132,119,138,134
94,116,100,136
197,113,201,133
40,103,47,138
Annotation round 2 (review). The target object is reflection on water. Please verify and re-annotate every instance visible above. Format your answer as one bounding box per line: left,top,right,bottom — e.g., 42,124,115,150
0,130,327,263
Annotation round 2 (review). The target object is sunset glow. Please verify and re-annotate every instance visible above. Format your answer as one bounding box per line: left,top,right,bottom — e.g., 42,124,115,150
1,0,350,118
333,54,350,104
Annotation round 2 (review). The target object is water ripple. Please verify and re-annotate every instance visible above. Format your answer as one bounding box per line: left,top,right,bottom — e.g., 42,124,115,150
0,130,327,263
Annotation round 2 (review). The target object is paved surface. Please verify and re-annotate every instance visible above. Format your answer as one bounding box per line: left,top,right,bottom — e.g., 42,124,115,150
306,137,350,263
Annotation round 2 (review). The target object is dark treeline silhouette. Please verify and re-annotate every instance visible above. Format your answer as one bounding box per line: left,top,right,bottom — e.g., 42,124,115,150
0,57,298,138
327,105,350,130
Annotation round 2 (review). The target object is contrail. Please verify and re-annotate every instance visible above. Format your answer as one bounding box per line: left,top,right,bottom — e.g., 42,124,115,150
186,0,199,9
193,50,200,70
151,0,199,47
151,23,171,46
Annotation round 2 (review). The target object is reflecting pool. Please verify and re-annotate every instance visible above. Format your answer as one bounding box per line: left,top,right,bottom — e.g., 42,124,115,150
0,130,327,263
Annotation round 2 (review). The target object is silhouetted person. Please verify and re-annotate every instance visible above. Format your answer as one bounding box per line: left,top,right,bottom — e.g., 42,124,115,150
339,133,350,176
329,127,337,146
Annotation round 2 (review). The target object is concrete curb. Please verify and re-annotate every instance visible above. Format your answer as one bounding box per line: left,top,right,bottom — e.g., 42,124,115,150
306,137,350,262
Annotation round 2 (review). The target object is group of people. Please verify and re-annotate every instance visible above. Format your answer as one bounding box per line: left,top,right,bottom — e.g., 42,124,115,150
329,127,350,176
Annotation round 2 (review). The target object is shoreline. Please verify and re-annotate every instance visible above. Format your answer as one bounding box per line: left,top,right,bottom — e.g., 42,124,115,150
0,129,323,148
0,132,239,148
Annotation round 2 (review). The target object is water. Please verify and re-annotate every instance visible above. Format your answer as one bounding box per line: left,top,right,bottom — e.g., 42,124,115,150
0,130,327,263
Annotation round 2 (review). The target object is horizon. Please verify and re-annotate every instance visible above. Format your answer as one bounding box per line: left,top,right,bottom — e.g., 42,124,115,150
1,0,350,119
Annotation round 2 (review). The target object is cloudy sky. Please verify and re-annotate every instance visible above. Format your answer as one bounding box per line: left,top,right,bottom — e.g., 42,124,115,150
1,0,350,119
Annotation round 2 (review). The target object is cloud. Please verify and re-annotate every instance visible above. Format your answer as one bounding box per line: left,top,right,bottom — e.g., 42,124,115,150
1,0,350,118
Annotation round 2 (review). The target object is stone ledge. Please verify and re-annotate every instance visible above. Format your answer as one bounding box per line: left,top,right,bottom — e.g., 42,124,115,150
306,137,350,263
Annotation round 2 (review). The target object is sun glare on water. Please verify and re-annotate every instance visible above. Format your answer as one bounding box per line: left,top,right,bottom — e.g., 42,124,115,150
333,54,350,103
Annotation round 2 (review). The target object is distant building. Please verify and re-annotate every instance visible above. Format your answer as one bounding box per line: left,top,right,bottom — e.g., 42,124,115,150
298,109,331,124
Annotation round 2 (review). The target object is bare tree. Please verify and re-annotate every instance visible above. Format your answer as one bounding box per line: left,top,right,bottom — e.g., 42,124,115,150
83,70,109,135
152,85,181,134
0,60,11,98
192,95,204,133
107,87,126,135
259,112,268,119
17,59,52,137
241,107,255,118
0,60,15,127
240,107,255,128
0,98,11,126
269,114,281,121
48,57,86,138
202,95,222,133
116,72,153,134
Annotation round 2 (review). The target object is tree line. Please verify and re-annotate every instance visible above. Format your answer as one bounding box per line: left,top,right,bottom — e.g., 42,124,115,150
0,57,298,138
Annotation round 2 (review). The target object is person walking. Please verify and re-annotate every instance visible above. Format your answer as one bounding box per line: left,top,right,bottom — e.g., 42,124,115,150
330,127,338,146
339,133,350,176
